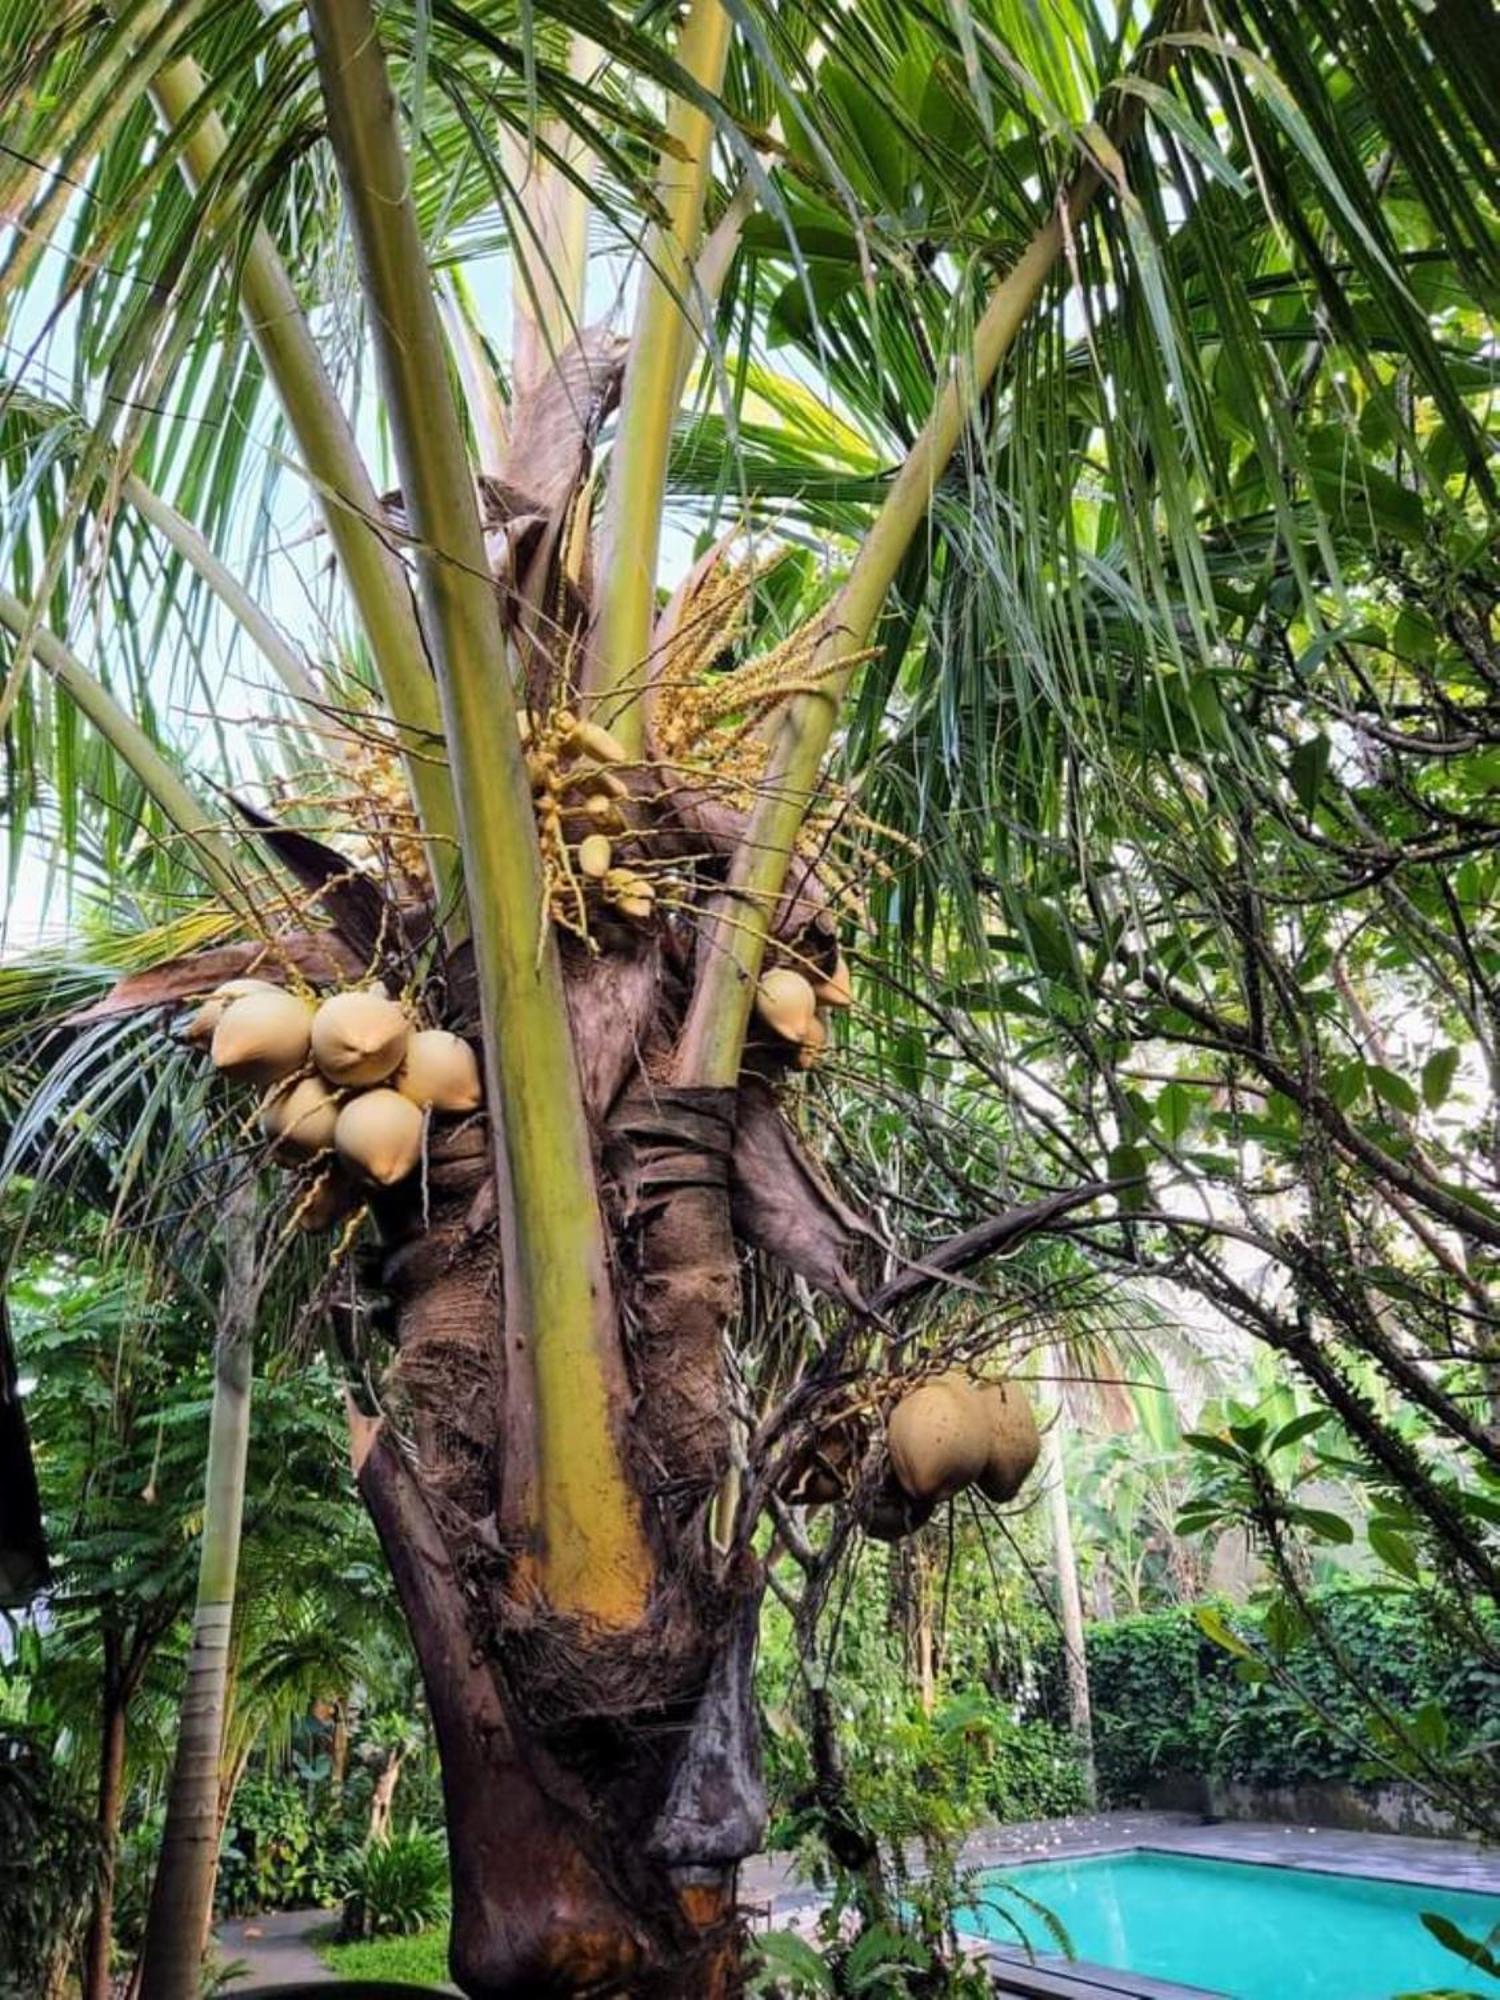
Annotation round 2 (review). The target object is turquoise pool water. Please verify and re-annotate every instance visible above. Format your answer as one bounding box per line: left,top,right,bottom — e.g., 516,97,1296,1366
957,1849,1500,1998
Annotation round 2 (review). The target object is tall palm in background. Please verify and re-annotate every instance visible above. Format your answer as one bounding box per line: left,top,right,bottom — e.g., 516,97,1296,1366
1,0,1495,1993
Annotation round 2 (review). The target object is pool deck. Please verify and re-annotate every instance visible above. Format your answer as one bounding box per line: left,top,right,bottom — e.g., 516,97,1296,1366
742,1809,1500,2000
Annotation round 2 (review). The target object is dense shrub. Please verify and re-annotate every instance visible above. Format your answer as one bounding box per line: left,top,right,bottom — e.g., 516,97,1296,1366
217,1774,361,1916
1039,1589,1500,1806
339,1828,451,1940
0,1726,100,1991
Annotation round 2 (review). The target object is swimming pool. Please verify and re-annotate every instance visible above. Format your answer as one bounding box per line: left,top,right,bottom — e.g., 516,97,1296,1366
957,1848,1500,1998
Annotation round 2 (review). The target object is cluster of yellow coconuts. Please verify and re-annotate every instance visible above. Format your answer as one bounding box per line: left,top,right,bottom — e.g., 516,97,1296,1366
753,957,852,1069
886,1372,1040,1510
184,979,480,1210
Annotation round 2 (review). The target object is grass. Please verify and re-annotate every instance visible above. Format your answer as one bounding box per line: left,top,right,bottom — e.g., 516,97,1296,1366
313,1925,454,1987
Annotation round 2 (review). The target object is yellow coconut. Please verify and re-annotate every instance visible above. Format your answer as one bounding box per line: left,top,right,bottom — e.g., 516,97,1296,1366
210,989,314,1085
261,1074,339,1158
395,1030,482,1113
182,977,278,1047
814,955,853,1010
295,1168,357,1233
577,833,613,880
311,990,409,1087
973,1379,1041,1503
755,967,818,1044
334,1089,425,1187
886,1373,991,1503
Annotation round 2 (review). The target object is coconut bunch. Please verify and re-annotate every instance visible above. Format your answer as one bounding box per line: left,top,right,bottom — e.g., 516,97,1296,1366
182,979,481,1228
751,958,851,1072
880,1372,1040,1530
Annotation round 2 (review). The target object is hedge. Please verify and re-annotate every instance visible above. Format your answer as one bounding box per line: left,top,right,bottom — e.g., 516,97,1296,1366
1036,1589,1500,1806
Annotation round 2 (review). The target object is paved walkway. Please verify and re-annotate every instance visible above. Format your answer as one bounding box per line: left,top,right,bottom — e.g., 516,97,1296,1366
215,1908,337,1988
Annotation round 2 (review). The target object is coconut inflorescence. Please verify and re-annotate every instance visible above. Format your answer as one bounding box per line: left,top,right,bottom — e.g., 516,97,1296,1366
884,1372,1040,1523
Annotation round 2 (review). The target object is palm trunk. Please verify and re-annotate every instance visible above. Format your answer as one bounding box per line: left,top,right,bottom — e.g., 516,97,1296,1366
1042,1367,1097,1809
81,1660,128,2000
137,1195,260,2000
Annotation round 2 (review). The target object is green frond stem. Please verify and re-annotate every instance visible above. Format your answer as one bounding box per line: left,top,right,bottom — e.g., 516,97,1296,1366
306,0,653,1627
671,171,756,409
503,33,597,402
122,474,325,716
587,0,732,755
146,44,463,912
439,276,510,478
0,590,250,911
676,20,1185,1089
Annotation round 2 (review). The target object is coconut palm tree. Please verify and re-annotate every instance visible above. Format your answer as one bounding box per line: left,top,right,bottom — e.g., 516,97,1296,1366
2,0,1494,1992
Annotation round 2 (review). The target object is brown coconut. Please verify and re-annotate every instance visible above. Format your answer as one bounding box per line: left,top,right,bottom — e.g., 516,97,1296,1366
334,1089,425,1187
795,1013,829,1071
261,1074,339,1158
886,1373,991,1503
973,1379,1041,1502
394,1030,482,1113
863,1469,937,1543
183,976,278,1047
755,967,818,1044
311,990,409,1087
210,989,314,1085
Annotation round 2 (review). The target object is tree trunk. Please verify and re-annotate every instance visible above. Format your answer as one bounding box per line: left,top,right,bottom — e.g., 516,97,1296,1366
137,1193,260,2000
341,1081,767,1999
368,1751,406,1843
81,1668,128,2000
1042,1366,1097,1809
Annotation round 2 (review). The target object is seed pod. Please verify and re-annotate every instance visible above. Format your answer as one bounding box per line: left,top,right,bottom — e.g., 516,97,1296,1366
563,718,628,765
296,1168,358,1233
796,1013,829,1071
210,990,314,1085
395,1030,482,1113
183,977,277,1047
335,1089,425,1187
886,1373,991,1503
755,967,818,1044
311,990,409,1087
577,834,613,880
972,1379,1041,1503
814,955,853,1010
262,1074,339,1158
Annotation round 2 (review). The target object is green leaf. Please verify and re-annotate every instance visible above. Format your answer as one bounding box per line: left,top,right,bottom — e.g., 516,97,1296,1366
1268,1409,1331,1456
1420,1913,1500,1979
1367,1064,1419,1117
1108,1144,1149,1212
1422,1047,1460,1111
1368,1520,1420,1581
1184,1430,1249,1465
1288,734,1331,812
1194,1604,1253,1660
1286,1505,1354,1545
